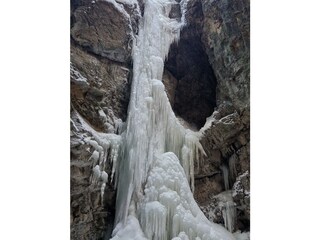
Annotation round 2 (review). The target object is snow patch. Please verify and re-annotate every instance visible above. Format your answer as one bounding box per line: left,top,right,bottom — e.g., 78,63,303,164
70,64,89,84
75,111,122,201
233,231,250,240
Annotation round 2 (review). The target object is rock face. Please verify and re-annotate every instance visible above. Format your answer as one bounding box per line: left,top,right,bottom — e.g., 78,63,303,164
193,0,250,232
232,171,250,229
202,0,250,110
71,0,139,63
70,0,250,237
70,0,139,239
70,119,117,239
162,0,250,231
196,102,250,231
71,44,131,133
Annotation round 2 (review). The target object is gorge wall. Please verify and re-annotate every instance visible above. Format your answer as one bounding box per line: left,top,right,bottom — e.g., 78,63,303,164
70,0,250,238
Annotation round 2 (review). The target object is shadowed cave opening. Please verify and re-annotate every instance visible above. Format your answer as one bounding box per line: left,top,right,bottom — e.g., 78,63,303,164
163,9,217,130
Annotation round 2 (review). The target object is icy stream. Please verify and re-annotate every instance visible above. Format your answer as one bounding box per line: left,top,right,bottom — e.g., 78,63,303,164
88,0,241,239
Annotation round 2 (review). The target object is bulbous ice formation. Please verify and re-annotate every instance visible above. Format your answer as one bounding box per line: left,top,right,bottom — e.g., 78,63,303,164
113,0,203,225
138,152,235,240
109,0,237,239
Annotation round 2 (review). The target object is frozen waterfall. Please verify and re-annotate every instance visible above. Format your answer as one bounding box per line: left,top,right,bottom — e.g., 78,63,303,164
109,0,237,239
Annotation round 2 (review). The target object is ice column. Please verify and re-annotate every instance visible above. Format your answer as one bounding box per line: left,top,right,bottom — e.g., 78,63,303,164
113,0,202,225
111,0,236,239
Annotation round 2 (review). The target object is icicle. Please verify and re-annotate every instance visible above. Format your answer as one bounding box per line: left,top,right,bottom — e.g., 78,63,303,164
133,152,235,240
110,0,237,238
70,118,80,132
222,201,236,233
101,171,109,201
86,139,103,153
92,165,101,185
214,191,237,233
228,154,238,185
141,201,167,240
75,111,122,205
221,164,230,190
89,150,100,165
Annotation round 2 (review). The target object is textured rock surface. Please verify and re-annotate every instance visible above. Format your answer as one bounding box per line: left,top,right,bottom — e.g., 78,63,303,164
194,0,250,232
232,171,250,230
201,0,250,110
70,116,116,240
195,104,250,232
71,0,139,63
71,44,131,133
70,0,137,239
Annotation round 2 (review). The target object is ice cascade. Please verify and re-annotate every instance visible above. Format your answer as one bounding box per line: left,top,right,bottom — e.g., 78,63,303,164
110,0,236,239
